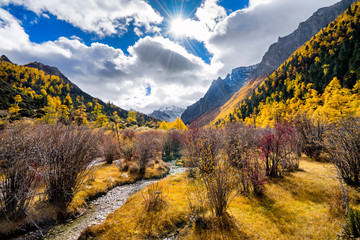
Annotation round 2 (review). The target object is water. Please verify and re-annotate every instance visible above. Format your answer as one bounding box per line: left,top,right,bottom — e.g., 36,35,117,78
14,161,186,240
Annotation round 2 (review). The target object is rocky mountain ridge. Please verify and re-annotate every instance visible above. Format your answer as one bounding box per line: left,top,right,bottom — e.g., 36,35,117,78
249,0,357,80
181,64,257,124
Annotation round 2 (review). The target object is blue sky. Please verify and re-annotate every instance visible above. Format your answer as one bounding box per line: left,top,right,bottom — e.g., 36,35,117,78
0,0,339,113
4,0,249,63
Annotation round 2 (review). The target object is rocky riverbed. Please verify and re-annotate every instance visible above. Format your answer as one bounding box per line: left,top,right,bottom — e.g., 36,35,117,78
14,161,186,240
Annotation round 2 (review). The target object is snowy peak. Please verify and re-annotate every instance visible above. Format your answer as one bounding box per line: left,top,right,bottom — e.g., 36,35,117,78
149,105,185,122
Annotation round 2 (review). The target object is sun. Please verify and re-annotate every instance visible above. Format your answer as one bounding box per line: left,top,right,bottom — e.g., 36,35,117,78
170,17,188,37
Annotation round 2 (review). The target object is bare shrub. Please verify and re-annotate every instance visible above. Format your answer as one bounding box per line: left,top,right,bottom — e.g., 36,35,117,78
198,128,223,175
223,123,265,194
134,131,161,177
201,160,238,218
195,128,237,218
182,127,202,168
142,183,166,211
101,132,120,164
0,124,39,223
294,113,325,159
260,123,300,178
246,153,267,195
324,117,360,187
122,128,135,141
161,130,184,161
120,129,135,163
36,124,100,214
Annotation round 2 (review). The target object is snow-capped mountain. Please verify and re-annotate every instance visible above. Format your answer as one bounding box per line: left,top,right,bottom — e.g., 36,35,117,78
149,106,185,122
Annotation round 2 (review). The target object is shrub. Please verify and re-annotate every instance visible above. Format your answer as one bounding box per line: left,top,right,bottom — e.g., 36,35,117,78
223,123,266,194
324,117,360,187
161,130,184,161
197,128,223,175
260,123,300,178
196,128,237,218
0,124,39,222
182,127,202,168
134,131,161,177
201,160,238,218
142,183,166,211
120,138,134,163
294,113,325,159
102,132,120,164
36,124,100,215
246,153,267,195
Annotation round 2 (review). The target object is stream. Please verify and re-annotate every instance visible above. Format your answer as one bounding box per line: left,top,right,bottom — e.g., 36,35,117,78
14,161,186,240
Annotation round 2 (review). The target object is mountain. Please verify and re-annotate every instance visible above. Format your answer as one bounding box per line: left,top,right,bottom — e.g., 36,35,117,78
197,0,357,127
181,65,257,125
216,1,360,127
250,0,357,80
0,55,12,63
0,56,159,127
150,105,185,122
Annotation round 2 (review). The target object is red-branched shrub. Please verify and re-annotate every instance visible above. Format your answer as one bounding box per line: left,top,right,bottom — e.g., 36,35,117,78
260,123,300,177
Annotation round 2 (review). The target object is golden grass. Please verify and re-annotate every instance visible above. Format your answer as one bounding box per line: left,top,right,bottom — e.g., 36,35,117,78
144,159,170,179
81,158,360,240
81,173,189,239
68,159,170,215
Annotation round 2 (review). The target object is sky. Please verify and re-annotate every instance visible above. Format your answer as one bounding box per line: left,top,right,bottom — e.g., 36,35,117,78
0,0,340,113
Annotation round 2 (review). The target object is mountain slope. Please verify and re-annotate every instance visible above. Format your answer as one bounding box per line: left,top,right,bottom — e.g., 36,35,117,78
216,1,360,127
0,57,158,126
205,0,357,126
150,106,185,122
181,65,257,125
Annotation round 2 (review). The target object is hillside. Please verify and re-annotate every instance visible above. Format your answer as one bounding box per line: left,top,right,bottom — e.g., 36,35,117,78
181,65,257,125
216,1,360,127
0,56,159,127
192,0,357,127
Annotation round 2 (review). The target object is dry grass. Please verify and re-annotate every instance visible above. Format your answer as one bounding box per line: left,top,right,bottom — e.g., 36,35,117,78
81,158,360,240
81,173,189,239
144,159,170,179
68,159,170,215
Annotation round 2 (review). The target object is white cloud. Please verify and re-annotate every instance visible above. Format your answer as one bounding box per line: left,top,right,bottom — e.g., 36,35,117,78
0,0,347,113
169,0,226,42
206,0,340,76
195,0,227,30
0,9,216,113
0,0,163,37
